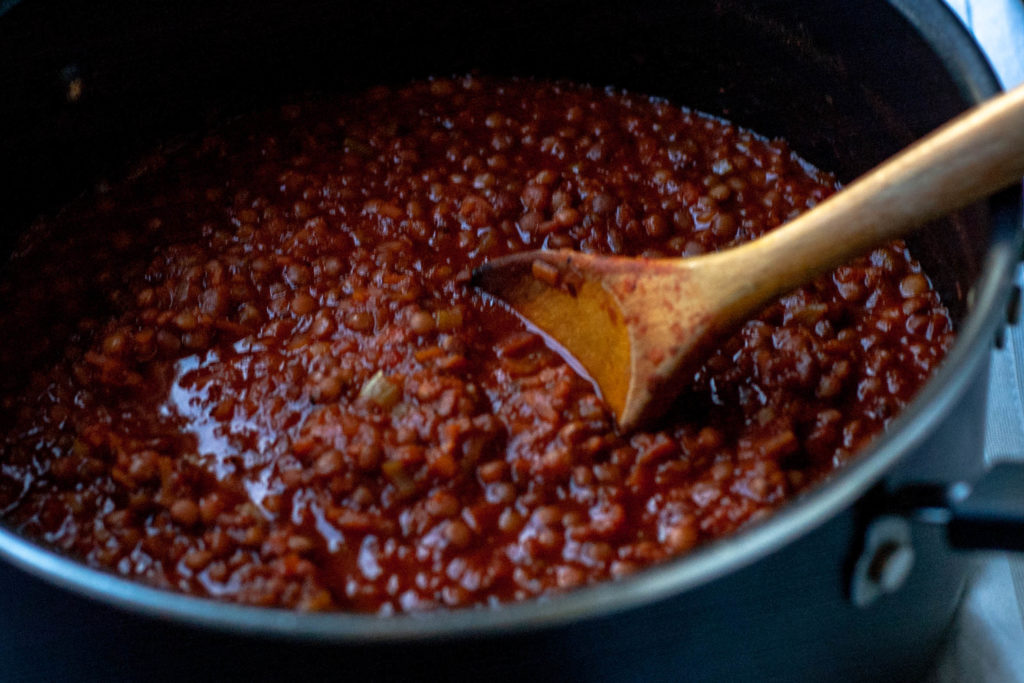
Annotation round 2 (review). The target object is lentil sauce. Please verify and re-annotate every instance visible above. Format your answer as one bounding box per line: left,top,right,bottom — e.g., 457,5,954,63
0,76,952,612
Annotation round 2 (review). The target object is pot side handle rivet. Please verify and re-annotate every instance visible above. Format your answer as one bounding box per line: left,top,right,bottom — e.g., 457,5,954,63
867,541,915,593
850,516,915,608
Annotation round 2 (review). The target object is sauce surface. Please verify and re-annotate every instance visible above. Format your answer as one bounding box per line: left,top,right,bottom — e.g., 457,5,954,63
0,76,952,612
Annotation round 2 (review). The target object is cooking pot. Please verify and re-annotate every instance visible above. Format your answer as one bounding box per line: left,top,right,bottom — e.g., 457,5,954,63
0,0,1021,680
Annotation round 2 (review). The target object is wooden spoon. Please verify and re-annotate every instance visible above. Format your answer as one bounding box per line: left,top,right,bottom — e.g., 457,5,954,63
472,83,1024,433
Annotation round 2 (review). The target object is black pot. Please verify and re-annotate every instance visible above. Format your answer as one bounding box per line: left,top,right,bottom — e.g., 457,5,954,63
0,0,1020,681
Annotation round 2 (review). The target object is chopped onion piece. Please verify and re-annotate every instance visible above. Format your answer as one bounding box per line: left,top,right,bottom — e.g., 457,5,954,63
358,370,401,409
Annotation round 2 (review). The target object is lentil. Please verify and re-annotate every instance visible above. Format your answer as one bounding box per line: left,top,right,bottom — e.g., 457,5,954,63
0,76,952,613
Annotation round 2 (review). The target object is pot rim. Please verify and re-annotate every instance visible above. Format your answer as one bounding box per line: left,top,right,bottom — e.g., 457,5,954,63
0,0,1019,642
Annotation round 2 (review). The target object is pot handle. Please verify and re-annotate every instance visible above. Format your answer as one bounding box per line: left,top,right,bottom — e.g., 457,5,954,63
945,462,1024,551
849,462,1024,607
887,462,1024,551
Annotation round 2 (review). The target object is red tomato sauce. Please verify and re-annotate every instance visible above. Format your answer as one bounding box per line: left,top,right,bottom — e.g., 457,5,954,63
0,76,952,612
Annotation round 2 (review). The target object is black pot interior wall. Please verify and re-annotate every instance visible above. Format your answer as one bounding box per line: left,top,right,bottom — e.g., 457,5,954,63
0,0,994,315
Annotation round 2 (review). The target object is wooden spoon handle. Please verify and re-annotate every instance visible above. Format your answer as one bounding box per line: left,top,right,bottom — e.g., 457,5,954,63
720,82,1024,304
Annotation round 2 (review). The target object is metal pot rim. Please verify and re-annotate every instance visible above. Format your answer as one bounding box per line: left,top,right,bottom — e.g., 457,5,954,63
0,0,1019,642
